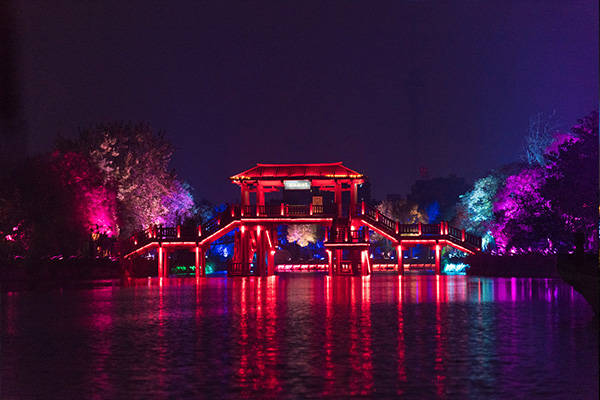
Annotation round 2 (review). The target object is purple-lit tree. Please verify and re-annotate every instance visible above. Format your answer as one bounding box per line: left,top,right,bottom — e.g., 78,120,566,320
491,168,550,253
541,111,598,251
484,112,598,254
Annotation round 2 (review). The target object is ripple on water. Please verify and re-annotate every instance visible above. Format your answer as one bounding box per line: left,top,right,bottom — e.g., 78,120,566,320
1,275,597,399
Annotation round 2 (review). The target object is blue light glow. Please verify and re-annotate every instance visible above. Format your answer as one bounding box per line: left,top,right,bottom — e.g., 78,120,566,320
443,263,470,275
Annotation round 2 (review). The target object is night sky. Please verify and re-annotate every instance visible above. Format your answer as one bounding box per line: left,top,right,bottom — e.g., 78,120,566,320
15,1,598,202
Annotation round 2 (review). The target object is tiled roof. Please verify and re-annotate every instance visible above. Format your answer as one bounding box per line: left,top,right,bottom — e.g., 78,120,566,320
230,162,363,181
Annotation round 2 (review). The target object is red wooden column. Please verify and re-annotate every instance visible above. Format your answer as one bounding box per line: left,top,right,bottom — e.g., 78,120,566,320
435,243,441,275
268,226,277,275
199,246,206,276
336,249,343,274
257,184,265,207
241,182,250,207
397,243,404,275
267,248,275,275
195,245,206,278
232,229,242,275
158,245,164,278
195,245,200,279
334,181,342,217
360,249,370,276
350,182,358,216
255,225,266,276
241,226,251,276
162,248,168,278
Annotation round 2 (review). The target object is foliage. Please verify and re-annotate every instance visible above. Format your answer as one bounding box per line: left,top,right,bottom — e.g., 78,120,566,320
457,111,598,255
373,198,427,254
455,174,500,250
286,224,318,247
58,122,196,236
541,111,598,251
52,151,118,236
377,198,427,224
0,155,100,258
1,121,197,260
491,168,549,253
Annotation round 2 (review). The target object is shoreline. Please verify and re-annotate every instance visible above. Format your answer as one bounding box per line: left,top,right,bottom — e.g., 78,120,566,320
1,253,591,292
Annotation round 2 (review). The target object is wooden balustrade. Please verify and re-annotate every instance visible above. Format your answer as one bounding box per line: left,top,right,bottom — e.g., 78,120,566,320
448,226,462,240
126,200,483,256
326,227,367,243
421,223,440,235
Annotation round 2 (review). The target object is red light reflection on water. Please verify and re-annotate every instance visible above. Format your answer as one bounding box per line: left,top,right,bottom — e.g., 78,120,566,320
323,276,335,396
322,276,375,397
83,288,115,399
3,292,18,336
359,277,373,396
237,278,250,388
397,276,407,396
79,275,591,398
434,276,447,397
230,277,282,396
348,278,360,395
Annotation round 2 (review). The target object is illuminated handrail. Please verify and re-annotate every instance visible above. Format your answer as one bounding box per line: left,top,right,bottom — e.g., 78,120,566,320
126,201,483,255
326,227,367,243
398,224,419,234
421,223,440,235
286,204,310,216
356,202,481,249
448,226,462,240
360,203,399,233
464,232,482,248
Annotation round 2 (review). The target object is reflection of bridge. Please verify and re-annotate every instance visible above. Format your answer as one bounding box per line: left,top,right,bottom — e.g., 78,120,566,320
124,163,481,277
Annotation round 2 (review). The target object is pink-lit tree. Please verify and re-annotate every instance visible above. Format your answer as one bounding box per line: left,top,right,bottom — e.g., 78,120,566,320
51,151,118,237
58,122,196,236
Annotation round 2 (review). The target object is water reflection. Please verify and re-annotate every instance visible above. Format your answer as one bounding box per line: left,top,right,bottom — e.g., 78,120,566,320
1,275,597,399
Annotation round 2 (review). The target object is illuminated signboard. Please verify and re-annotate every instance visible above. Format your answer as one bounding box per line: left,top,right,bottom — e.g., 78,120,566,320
284,180,311,190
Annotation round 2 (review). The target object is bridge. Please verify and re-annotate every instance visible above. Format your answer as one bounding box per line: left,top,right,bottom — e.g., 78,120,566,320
124,163,481,277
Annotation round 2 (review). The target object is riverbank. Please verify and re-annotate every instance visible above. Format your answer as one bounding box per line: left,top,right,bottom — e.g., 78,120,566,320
557,253,599,314
0,257,121,292
464,253,560,278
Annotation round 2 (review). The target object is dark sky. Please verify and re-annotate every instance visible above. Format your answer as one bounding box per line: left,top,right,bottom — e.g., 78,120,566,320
15,1,598,202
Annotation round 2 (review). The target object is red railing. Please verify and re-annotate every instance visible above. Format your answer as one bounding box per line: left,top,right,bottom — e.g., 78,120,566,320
356,202,481,250
236,203,335,218
126,201,483,255
326,227,367,243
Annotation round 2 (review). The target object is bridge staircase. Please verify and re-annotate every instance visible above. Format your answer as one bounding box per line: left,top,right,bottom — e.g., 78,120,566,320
354,203,482,254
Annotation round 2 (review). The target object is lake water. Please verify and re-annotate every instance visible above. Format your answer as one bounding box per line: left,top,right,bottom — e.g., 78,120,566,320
1,275,597,399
